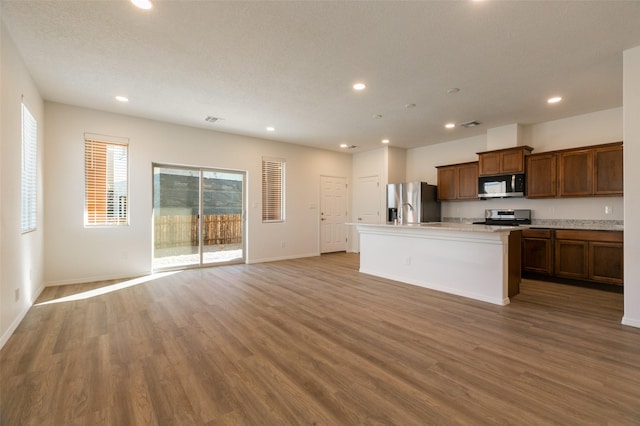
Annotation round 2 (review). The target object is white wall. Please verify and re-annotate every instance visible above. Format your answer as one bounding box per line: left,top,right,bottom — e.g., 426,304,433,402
406,108,624,222
386,146,407,184
406,134,486,186
623,46,640,327
0,21,46,347
44,103,351,285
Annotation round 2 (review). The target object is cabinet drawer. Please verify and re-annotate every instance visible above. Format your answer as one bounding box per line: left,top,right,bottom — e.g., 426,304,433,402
555,229,622,243
522,228,552,239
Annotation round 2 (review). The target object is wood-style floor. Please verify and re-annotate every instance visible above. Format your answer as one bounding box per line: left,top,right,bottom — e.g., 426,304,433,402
2,252,640,425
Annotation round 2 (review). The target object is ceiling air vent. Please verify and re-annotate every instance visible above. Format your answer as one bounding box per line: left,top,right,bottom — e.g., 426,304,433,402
205,116,222,124
460,120,481,128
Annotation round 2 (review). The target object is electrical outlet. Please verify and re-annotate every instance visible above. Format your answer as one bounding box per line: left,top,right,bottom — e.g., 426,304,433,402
605,205,612,215
405,256,411,266
15,288,20,302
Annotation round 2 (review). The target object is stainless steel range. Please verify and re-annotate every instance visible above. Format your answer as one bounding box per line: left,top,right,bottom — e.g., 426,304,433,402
473,209,531,226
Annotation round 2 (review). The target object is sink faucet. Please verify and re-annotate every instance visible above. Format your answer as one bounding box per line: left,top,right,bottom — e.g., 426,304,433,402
399,202,414,224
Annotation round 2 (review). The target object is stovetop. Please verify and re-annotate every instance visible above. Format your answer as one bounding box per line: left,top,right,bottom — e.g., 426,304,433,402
473,209,531,226
473,219,530,226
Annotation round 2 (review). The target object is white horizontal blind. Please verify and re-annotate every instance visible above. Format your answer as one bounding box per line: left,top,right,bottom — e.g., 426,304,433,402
262,157,285,222
85,139,129,226
21,103,37,233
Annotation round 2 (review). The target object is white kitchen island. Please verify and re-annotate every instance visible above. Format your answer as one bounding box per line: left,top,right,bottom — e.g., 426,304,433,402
353,222,522,306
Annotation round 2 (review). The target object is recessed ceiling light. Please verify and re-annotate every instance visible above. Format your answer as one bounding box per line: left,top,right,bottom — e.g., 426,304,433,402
372,114,383,119
547,96,562,104
131,0,153,10
382,139,390,144
405,103,416,109
353,82,366,91
340,143,349,148
266,126,275,132
115,95,129,103
447,88,460,94
445,123,455,129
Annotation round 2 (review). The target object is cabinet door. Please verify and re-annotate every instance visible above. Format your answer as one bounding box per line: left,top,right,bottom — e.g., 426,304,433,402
437,166,457,201
501,150,524,174
589,242,623,285
523,237,553,275
559,149,593,197
594,145,623,195
479,153,500,176
555,239,589,279
526,154,557,198
457,163,479,200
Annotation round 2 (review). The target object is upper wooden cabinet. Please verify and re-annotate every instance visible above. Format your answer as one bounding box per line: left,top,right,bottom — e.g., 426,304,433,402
436,166,457,200
436,161,479,201
558,142,623,197
458,162,479,199
526,142,623,198
477,146,533,176
559,148,593,197
526,153,557,198
594,144,623,195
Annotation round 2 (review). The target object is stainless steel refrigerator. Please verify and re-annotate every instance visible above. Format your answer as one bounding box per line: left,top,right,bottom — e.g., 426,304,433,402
387,182,441,224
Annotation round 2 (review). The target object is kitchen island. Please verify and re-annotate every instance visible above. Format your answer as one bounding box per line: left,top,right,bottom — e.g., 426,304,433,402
353,222,522,305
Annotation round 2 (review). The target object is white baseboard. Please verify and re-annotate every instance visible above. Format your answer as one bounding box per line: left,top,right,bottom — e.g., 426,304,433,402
621,316,640,328
44,270,152,287
0,283,45,351
246,252,319,264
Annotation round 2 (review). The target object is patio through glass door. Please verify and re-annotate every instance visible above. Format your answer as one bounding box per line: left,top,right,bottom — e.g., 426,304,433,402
153,165,245,270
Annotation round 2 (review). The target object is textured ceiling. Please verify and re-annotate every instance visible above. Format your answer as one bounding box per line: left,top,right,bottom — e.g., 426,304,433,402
3,1,640,152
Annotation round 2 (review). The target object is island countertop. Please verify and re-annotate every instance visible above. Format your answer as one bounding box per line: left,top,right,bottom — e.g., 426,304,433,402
350,222,521,233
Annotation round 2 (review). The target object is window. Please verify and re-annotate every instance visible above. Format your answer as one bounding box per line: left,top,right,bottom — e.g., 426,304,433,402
262,157,285,222
85,136,129,226
21,103,37,233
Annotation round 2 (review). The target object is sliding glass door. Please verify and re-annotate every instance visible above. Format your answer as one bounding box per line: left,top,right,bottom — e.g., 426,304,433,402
153,165,245,270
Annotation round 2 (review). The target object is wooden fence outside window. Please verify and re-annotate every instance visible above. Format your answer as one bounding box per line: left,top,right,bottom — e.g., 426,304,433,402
154,214,242,248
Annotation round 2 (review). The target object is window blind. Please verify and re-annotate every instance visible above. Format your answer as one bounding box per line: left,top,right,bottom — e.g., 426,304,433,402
261,158,285,222
85,139,128,226
21,103,37,233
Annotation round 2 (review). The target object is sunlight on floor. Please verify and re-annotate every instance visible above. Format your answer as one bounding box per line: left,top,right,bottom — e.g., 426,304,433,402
36,271,182,306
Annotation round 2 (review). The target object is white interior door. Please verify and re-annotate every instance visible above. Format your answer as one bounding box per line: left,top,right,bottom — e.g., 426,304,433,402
320,176,347,253
353,175,381,252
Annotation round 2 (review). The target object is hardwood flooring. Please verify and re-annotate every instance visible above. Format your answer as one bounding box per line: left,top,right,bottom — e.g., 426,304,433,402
2,252,640,425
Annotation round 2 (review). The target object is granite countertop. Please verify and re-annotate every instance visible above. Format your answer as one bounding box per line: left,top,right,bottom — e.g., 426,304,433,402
443,217,623,232
527,220,623,231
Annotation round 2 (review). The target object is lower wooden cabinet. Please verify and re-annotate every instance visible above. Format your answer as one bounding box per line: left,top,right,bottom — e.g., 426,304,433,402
522,228,623,286
554,239,589,280
590,241,624,284
522,228,553,275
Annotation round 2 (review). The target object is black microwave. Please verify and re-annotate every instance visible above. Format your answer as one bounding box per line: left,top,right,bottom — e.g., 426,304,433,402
478,173,525,198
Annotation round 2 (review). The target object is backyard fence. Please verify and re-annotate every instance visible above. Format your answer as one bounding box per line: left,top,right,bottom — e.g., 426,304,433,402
154,214,242,248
